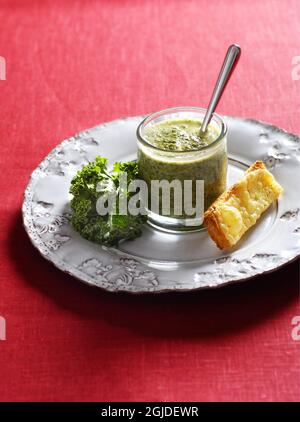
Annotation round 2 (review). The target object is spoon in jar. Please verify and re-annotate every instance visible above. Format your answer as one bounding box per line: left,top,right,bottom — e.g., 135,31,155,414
199,44,241,137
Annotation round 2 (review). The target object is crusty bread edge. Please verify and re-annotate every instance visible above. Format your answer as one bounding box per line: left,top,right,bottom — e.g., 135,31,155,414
203,160,272,250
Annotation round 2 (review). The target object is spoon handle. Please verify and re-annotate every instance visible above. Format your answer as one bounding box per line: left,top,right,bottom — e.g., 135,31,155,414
200,44,241,135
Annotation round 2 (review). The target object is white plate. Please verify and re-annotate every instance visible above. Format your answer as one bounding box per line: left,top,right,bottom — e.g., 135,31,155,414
22,115,300,293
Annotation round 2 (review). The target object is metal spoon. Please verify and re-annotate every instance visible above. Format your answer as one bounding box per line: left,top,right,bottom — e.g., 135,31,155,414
199,44,241,137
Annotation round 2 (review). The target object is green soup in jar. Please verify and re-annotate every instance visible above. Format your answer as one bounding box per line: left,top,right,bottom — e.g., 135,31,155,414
137,110,228,230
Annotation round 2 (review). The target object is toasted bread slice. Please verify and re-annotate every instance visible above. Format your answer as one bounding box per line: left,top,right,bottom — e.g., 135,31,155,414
203,161,283,249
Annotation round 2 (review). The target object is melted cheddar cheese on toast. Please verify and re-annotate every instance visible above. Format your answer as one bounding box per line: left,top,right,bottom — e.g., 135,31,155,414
203,161,283,249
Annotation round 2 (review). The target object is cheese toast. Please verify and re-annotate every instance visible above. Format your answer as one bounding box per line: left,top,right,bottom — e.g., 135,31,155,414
203,161,283,249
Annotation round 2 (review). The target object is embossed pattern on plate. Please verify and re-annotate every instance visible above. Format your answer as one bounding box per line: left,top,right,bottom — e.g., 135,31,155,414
22,116,300,292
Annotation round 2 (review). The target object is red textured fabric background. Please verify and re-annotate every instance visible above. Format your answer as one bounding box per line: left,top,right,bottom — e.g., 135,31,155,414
0,0,299,402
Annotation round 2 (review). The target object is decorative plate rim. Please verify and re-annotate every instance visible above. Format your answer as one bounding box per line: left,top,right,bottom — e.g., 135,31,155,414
22,114,300,293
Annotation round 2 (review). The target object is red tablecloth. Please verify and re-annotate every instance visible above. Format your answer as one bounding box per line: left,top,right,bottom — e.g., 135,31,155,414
0,0,299,402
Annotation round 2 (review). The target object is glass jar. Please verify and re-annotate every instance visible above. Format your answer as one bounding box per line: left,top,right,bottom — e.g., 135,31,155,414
136,107,228,232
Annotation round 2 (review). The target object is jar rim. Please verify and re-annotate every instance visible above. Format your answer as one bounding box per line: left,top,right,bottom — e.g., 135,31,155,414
136,106,227,154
